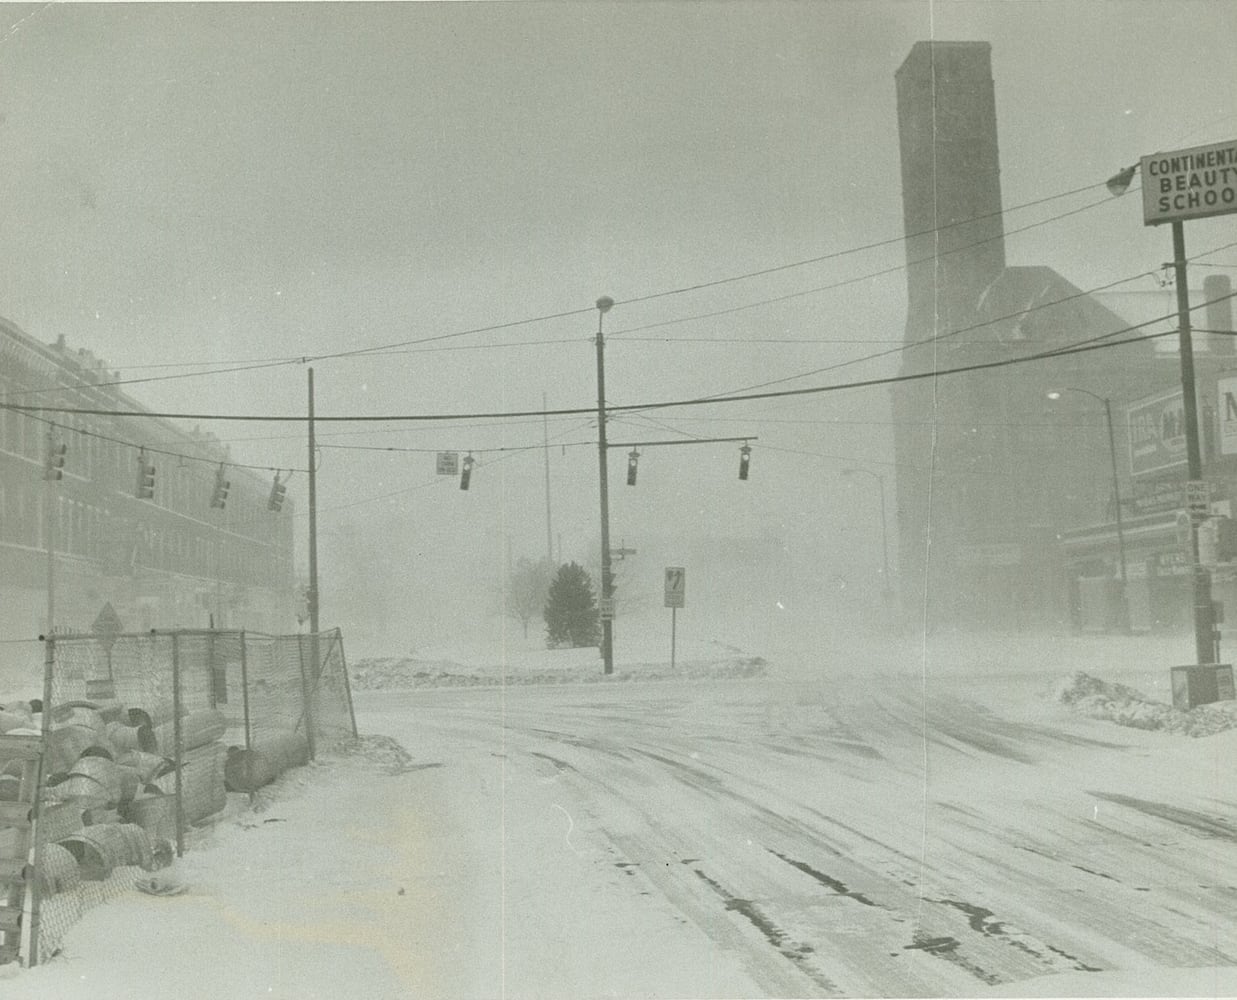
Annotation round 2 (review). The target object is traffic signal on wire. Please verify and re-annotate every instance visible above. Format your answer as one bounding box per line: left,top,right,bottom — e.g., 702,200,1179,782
627,448,639,486
460,454,474,491
210,464,230,509
268,473,287,511
136,449,156,499
738,443,751,480
44,440,67,481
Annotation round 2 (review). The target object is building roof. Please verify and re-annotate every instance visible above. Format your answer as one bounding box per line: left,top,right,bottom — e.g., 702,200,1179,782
975,265,1141,349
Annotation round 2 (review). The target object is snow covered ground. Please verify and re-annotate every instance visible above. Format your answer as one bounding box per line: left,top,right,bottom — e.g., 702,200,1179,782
5,617,1237,998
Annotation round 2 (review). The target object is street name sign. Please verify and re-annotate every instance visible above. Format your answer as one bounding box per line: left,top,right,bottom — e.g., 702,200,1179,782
436,451,459,475
1141,139,1237,226
664,566,686,609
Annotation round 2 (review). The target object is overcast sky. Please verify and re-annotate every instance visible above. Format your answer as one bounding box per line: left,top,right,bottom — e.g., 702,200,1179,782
2,1,1236,646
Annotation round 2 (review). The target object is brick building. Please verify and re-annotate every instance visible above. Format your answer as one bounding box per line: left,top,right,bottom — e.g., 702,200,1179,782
0,316,297,654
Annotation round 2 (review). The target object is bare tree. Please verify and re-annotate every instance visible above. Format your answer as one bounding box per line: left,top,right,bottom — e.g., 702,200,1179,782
508,556,554,639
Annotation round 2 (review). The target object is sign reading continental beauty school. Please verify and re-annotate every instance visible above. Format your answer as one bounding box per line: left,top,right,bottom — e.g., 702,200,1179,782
1127,388,1189,477
1141,139,1237,226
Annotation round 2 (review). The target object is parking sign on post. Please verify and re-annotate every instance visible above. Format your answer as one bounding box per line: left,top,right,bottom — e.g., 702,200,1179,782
664,567,686,608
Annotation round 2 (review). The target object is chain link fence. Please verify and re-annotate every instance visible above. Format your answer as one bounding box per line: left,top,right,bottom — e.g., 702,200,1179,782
13,628,355,965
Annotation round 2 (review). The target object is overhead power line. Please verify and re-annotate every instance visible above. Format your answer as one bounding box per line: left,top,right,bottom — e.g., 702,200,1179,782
616,179,1111,307
0,176,1123,407
6,291,1232,427
618,239,1237,406
608,192,1120,339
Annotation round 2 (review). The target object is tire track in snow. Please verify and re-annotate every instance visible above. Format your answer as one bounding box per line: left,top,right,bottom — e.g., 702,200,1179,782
691,866,843,996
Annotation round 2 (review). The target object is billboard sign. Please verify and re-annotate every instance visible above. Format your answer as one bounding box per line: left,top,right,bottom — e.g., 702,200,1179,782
1141,139,1237,226
1127,389,1188,478
1219,376,1237,456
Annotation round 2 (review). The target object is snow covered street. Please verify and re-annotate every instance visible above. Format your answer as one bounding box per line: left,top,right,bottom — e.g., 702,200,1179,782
10,627,1237,998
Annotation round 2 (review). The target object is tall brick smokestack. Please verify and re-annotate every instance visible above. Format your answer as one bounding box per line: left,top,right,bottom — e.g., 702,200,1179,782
896,41,1006,342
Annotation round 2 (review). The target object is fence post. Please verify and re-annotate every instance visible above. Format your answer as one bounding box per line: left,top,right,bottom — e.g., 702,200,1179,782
331,630,358,739
22,634,57,966
171,633,185,858
207,630,216,709
296,634,317,761
240,630,251,753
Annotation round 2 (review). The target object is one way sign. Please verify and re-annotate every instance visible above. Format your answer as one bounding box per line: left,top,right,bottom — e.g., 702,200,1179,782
664,566,686,608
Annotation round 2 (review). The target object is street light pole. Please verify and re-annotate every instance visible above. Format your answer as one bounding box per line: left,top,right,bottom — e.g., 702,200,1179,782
1048,388,1130,632
1102,397,1131,629
595,296,615,675
841,468,894,614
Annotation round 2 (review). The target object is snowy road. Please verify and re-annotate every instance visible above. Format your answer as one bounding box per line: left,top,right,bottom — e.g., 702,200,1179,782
362,666,1237,998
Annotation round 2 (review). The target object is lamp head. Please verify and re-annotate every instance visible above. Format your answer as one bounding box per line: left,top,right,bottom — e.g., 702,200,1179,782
1106,164,1138,197
596,296,614,314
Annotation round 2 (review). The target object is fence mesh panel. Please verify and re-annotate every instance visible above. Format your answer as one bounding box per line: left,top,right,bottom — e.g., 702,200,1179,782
24,628,355,965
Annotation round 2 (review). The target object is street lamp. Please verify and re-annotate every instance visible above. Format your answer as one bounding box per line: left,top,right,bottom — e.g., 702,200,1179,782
841,467,894,615
1047,388,1130,632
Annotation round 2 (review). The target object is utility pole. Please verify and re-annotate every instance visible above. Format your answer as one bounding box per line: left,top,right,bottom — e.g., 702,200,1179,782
543,391,554,567
595,296,615,675
307,367,321,676
1171,220,1217,664
1108,143,1236,667
44,424,57,636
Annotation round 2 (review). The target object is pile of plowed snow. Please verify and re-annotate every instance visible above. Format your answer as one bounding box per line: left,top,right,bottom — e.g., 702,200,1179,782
350,654,767,689
1054,670,1237,737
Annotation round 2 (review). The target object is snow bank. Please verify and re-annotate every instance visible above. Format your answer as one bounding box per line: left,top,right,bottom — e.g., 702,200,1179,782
349,651,767,689
1053,670,1237,737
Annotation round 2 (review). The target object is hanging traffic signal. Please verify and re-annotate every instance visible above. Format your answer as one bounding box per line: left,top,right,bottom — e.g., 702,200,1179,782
136,449,156,499
210,463,231,509
626,448,639,486
268,473,287,511
44,440,67,481
738,443,751,480
460,453,474,491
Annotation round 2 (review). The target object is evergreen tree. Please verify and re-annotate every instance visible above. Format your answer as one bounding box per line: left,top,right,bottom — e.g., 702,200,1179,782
544,561,601,648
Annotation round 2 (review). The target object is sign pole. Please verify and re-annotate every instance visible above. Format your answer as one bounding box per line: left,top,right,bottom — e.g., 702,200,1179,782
1171,220,1218,664
664,566,685,668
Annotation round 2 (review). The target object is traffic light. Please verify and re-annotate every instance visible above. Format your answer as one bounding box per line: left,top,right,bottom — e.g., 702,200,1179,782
268,473,287,512
210,464,230,509
460,453,474,491
738,443,751,480
44,440,67,481
626,448,639,486
135,449,156,499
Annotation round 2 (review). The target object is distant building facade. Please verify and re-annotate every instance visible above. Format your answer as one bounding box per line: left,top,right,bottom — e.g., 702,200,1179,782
889,41,1237,632
0,316,297,647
